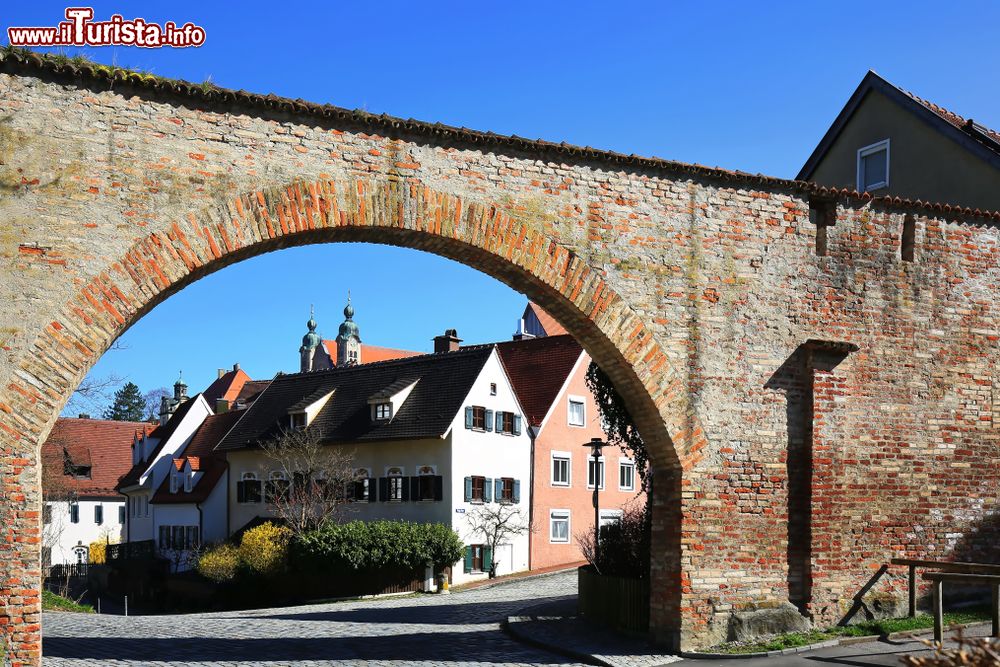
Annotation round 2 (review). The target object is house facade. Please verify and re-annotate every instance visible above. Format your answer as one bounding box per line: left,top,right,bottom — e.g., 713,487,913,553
799,70,1000,211
40,418,145,566
499,314,642,570
217,342,531,584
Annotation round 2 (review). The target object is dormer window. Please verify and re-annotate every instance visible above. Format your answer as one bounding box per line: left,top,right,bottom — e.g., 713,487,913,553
374,402,392,421
290,412,307,430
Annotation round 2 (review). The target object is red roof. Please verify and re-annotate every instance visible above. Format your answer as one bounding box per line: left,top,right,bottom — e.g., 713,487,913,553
42,418,150,498
203,367,252,406
525,302,568,336
322,340,422,365
151,410,241,504
495,335,584,427
235,380,270,406
900,86,1000,152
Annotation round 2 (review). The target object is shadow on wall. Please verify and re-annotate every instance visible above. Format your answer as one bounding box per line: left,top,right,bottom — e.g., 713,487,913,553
950,510,1000,565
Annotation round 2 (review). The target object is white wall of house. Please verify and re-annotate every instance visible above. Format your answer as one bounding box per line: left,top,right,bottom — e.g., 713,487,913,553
449,349,531,584
123,395,213,543
201,470,229,544
44,498,125,566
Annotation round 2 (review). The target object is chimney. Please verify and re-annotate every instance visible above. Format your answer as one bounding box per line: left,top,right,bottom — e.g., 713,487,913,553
218,368,226,379
512,317,535,341
233,363,241,372
77,413,90,419
433,328,463,353
215,398,230,414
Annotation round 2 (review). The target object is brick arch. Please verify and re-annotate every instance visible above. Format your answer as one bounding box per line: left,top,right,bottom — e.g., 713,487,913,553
1,176,699,663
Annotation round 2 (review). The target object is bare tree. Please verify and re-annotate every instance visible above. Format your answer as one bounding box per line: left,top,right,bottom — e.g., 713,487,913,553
64,341,130,417
465,504,531,578
143,387,171,421
259,427,357,535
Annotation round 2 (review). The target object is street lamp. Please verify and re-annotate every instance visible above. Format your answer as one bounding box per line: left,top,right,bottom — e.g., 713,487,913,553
583,437,605,546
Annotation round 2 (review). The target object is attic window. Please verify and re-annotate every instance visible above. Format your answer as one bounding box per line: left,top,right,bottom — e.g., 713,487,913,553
374,402,392,421
490,383,497,396
857,139,890,192
290,412,307,430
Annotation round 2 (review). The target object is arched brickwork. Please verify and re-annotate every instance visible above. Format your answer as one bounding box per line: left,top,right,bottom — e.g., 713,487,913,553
3,51,1000,664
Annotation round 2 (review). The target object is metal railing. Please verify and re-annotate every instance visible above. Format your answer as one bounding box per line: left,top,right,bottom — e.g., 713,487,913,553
107,539,156,562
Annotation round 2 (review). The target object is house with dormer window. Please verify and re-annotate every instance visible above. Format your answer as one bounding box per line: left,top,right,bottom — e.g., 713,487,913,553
216,334,531,584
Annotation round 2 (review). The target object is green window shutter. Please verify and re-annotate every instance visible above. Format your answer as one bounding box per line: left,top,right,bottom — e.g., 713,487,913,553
484,478,493,503
495,411,503,432
464,476,473,502
514,414,522,435
464,546,473,573
485,409,494,432
483,546,493,573
494,478,503,502
465,406,474,429
513,479,521,504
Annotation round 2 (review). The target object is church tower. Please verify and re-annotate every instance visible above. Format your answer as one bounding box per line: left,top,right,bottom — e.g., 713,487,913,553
299,306,324,372
335,293,362,366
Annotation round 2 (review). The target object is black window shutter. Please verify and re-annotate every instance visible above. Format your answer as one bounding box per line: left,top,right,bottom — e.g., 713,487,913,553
237,481,246,503
401,477,411,501
434,475,444,501
410,476,421,501
378,477,389,502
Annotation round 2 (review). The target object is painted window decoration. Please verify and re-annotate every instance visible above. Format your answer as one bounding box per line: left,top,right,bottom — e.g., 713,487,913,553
568,398,586,426
587,459,605,489
619,460,635,491
551,454,570,486
857,139,890,192
237,471,263,504
550,510,570,543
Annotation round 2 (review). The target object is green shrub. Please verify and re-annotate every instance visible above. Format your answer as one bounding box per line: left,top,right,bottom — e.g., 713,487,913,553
293,520,464,573
197,543,240,583
239,522,292,575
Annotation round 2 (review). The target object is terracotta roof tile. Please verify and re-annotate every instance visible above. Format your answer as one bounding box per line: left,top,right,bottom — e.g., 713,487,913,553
321,340,422,365
203,367,252,405
41,418,150,498
151,410,242,504
525,302,568,336
495,335,584,427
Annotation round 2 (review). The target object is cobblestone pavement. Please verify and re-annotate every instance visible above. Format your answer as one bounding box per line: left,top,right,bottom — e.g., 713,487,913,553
42,570,592,666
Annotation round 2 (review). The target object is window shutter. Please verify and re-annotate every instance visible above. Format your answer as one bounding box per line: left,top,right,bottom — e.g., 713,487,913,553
236,481,246,503
159,525,168,549
465,406,474,429
513,479,521,504
484,478,493,503
434,475,444,501
464,546,473,573
410,476,421,501
378,477,389,502
464,476,473,502
494,478,503,502
401,477,411,502
95,505,103,525
485,409,494,432
514,414,522,435
496,411,504,432
483,545,493,573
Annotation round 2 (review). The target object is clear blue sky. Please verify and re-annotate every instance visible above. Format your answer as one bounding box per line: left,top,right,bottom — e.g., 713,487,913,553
5,2,998,414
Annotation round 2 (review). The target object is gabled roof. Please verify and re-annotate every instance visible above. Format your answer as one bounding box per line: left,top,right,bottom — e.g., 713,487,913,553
115,395,199,491
151,409,241,504
235,380,270,406
321,340,422,365
798,71,1000,181
203,367,252,405
523,302,568,337
41,418,150,498
495,335,585,428
216,346,494,451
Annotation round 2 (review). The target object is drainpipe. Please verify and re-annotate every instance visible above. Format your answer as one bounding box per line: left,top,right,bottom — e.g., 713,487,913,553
527,425,540,572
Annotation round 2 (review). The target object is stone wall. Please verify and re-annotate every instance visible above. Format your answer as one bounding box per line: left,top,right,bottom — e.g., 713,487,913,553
0,52,997,663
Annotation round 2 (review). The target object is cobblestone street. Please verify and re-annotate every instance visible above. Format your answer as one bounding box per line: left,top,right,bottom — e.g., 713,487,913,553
42,571,589,666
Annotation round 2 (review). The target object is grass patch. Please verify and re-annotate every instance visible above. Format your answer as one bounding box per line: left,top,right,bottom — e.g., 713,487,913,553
42,590,93,613
708,609,991,654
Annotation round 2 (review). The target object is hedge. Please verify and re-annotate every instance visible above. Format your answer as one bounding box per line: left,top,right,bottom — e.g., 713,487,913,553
292,520,464,573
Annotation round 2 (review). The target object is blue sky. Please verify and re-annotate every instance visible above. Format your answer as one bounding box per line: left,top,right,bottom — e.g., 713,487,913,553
5,1,999,414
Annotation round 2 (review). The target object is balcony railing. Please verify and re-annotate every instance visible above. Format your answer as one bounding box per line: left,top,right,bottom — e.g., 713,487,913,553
107,539,156,562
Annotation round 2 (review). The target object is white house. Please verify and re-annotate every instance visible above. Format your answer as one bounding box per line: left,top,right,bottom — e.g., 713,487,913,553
216,331,532,585
40,417,145,566
117,387,213,546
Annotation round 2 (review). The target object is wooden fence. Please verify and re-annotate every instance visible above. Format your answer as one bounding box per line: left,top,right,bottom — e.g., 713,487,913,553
578,565,649,634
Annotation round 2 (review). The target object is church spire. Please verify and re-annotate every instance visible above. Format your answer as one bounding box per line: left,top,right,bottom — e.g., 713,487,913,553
299,305,324,372
336,292,361,366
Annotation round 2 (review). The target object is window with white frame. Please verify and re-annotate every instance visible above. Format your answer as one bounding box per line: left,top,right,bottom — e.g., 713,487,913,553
290,412,307,430
568,396,585,426
353,468,371,502
619,459,635,491
587,457,605,489
238,471,262,503
374,402,392,420
550,509,570,543
386,466,404,501
857,139,889,192
551,452,570,486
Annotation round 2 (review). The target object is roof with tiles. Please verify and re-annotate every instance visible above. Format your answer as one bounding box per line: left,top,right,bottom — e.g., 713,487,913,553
203,366,252,406
235,380,270,407
41,417,150,498
216,346,494,451
321,340,422,365
524,302,568,337
495,335,585,428
3,49,999,223
115,395,199,491
151,409,242,504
